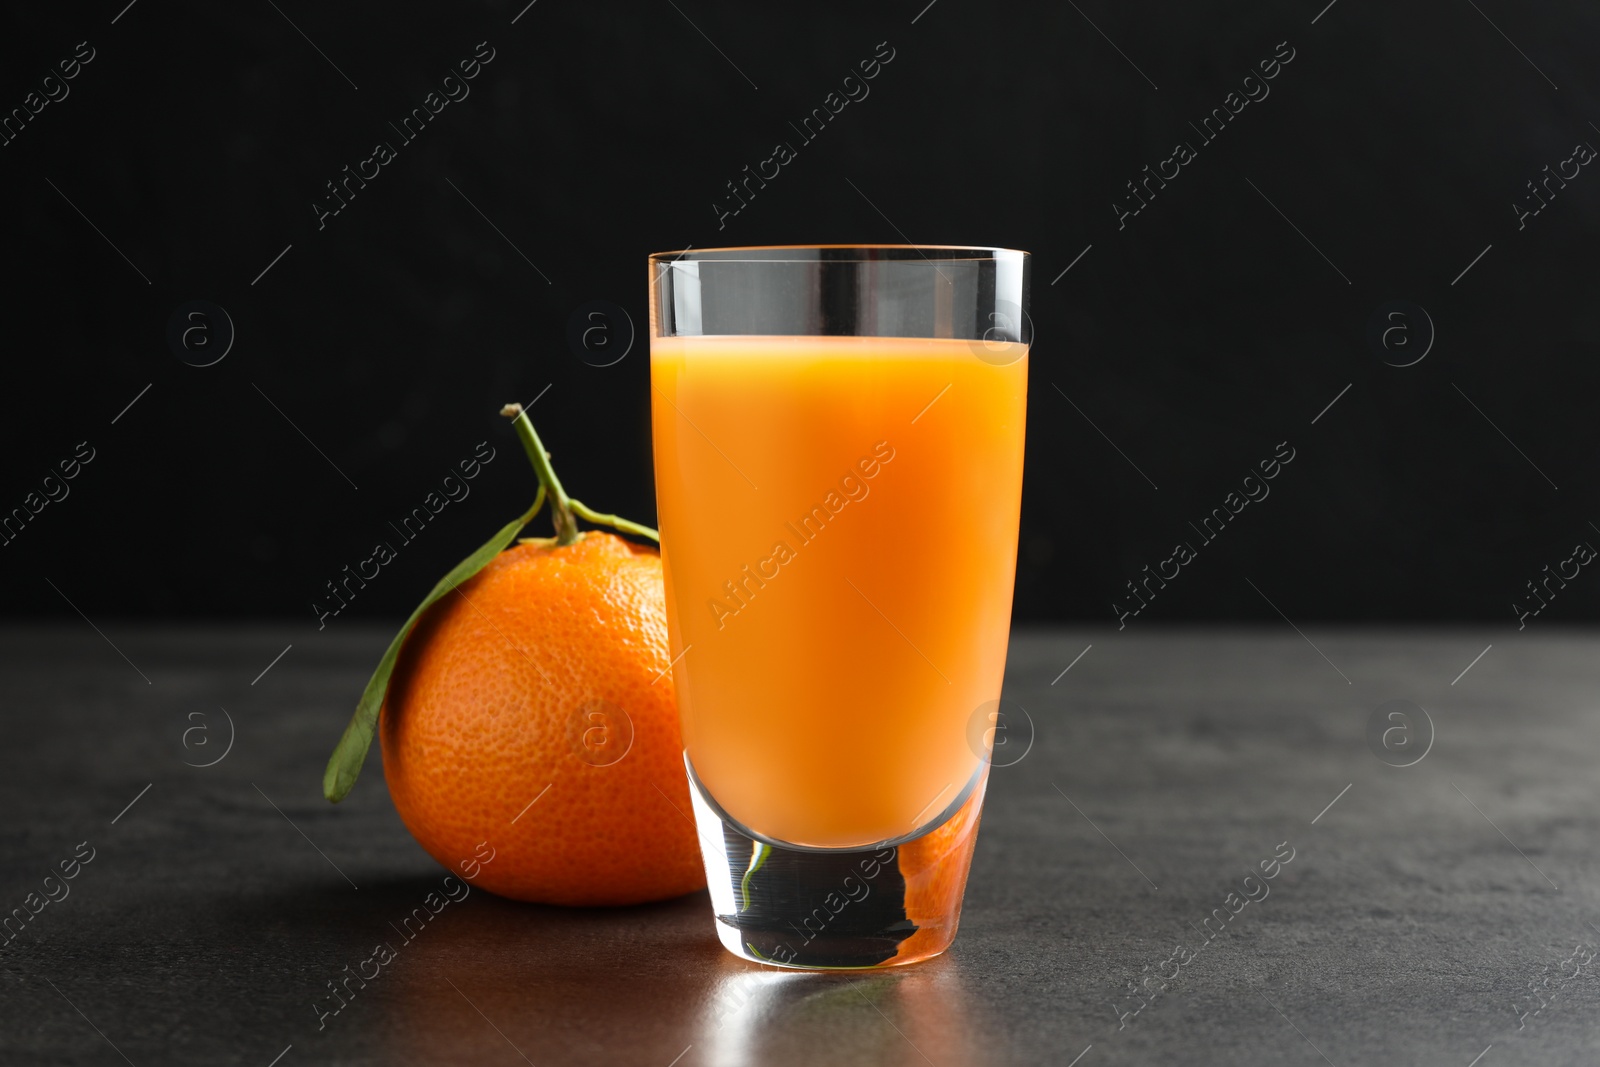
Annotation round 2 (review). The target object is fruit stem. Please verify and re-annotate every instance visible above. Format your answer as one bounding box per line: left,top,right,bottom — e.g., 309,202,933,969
569,498,659,543
502,403,580,545
500,403,660,545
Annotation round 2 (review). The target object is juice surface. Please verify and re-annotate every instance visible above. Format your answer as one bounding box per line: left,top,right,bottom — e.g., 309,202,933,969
651,334,1027,848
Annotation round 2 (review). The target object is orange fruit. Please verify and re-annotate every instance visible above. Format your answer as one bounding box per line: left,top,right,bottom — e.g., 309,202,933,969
378,532,706,906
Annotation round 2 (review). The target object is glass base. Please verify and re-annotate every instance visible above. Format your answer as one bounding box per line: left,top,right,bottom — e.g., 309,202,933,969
686,757,988,970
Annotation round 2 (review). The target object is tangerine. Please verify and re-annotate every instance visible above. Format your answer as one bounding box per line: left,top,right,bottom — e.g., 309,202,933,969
378,532,705,906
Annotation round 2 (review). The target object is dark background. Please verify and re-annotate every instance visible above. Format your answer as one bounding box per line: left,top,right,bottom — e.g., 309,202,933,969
4,0,1598,629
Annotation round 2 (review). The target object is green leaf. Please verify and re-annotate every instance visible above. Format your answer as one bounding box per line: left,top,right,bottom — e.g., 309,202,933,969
322,490,544,802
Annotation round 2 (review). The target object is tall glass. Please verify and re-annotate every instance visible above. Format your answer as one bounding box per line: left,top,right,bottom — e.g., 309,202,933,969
647,246,1030,969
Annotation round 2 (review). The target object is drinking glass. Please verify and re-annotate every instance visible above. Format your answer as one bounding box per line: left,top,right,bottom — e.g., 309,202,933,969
647,245,1030,969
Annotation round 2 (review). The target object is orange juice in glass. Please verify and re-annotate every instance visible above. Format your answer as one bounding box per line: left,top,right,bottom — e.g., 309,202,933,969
648,246,1029,969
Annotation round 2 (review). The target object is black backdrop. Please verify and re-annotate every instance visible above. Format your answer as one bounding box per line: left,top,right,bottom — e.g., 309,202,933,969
3,0,1598,628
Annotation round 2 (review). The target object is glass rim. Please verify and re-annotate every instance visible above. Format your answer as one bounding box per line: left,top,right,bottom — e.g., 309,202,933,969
647,243,1030,264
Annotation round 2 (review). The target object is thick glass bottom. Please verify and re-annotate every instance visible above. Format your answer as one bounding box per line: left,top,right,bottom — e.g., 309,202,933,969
686,757,988,970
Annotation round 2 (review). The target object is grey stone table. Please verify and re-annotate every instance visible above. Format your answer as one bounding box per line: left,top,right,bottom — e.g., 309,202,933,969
2,624,1597,1066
